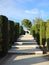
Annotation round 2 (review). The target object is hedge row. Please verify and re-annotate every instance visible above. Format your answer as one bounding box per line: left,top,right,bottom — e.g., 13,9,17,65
0,15,25,56
35,23,40,45
30,22,40,45
30,19,49,50
0,15,8,56
30,25,36,38
14,22,19,42
40,21,46,46
46,20,49,50
19,26,25,35
8,20,14,48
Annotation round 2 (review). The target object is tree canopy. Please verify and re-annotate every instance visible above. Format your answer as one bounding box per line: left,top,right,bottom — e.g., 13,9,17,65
22,19,32,29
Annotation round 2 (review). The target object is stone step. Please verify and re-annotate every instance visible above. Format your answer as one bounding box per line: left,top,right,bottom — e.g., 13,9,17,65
14,41,37,45
17,38,34,40
8,48,43,54
17,35,35,42
8,34,43,54
12,45,39,48
17,40,37,42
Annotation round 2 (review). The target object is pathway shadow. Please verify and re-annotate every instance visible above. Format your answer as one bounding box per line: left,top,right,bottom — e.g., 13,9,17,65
22,43,37,45
0,54,18,65
17,40,36,42
0,54,49,65
13,54,49,65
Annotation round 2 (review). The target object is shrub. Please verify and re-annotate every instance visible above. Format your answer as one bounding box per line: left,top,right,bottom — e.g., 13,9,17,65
30,25,36,38
8,20,14,48
19,26,25,35
35,24,40,45
0,15,8,56
40,21,46,46
46,20,49,50
14,22,19,41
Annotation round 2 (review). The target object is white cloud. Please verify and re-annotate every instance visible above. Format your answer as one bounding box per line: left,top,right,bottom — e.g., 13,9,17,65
25,9,39,14
0,4,48,22
0,0,35,21
25,8,48,19
0,0,49,23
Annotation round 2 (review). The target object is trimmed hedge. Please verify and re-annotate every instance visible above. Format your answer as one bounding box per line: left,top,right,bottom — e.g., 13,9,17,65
14,22,19,41
8,20,14,48
19,26,25,35
0,15,8,56
0,15,25,56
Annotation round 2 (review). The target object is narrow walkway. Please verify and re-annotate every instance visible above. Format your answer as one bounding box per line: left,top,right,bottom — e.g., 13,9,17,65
0,54,49,65
8,34,43,54
0,34,49,65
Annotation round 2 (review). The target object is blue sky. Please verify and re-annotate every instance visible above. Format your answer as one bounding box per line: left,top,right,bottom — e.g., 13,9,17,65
0,0,49,24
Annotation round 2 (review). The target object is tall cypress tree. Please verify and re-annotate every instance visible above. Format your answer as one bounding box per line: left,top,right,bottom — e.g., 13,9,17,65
30,25,36,38
40,21,46,46
46,20,49,50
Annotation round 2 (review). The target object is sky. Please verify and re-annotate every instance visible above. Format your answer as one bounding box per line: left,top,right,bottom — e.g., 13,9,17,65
0,0,49,24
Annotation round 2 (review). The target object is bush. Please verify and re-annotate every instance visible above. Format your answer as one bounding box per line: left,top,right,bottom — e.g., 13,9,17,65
46,20,49,50
0,15,8,56
8,20,14,48
35,24,40,45
30,25,36,38
40,21,46,46
19,26,25,35
0,15,25,56
14,22,19,41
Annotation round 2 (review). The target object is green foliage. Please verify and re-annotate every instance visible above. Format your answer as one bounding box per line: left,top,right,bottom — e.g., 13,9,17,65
0,15,8,56
14,22,19,41
33,18,43,32
19,26,23,35
1,15,49,55
34,18,41,44
19,25,25,35
46,20,49,50
8,20,14,48
22,19,32,29
0,15,25,56
33,18,41,34
0,16,2,42
30,25,36,38
40,21,46,46
46,20,49,39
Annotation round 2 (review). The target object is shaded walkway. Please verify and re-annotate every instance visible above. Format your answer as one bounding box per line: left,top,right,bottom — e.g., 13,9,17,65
0,54,49,65
0,34,49,65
